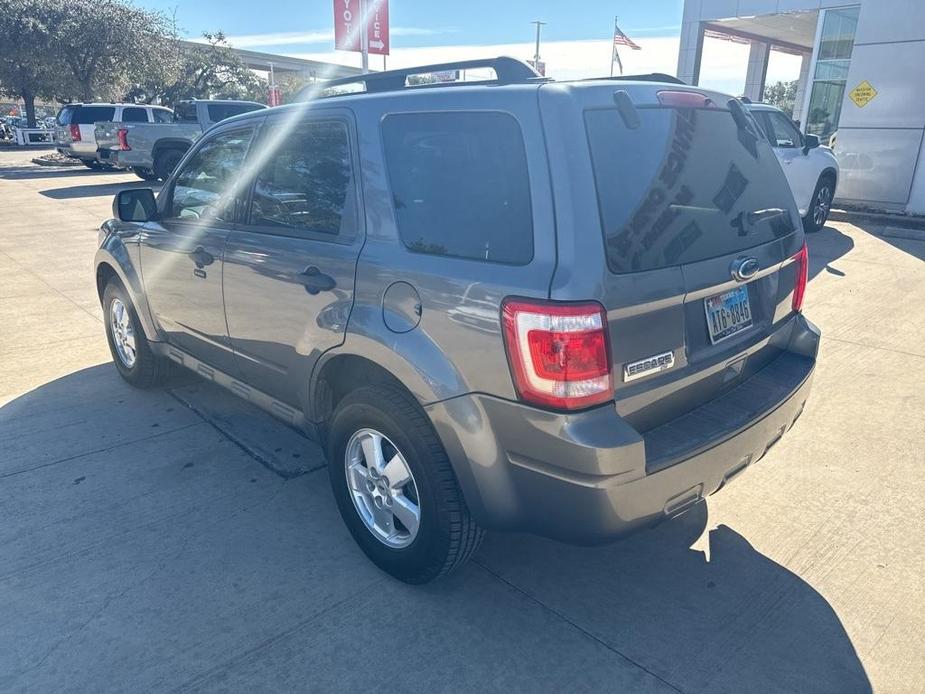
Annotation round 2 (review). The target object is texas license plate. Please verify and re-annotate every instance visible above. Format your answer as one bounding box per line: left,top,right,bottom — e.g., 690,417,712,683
704,286,753,344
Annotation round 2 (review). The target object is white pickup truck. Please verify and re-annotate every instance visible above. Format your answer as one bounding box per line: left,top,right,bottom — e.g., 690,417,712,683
54,103,174,169
95,99,266,180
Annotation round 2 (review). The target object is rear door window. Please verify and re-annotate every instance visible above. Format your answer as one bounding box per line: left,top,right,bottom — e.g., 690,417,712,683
381,111,533,265
121,107,148,123
152,109,174,123
72,106,116,124
248,120,356,238
585,106,797,273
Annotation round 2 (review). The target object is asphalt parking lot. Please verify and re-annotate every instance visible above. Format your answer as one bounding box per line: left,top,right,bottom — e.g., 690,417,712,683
1,148,923,693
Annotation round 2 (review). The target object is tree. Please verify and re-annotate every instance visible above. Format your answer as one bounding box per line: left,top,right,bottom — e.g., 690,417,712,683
150,32,266,107
50,0,175,102
0,0,65,127
763,80,798,117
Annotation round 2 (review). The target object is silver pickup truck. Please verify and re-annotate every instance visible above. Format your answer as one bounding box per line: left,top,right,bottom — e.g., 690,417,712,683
95,99,266,180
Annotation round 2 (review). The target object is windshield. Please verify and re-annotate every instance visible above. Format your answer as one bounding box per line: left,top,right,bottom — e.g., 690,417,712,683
586,106,797,273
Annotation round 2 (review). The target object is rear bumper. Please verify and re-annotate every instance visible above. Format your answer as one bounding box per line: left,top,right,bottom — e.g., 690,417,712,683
427,314,820,544
106,150,151,169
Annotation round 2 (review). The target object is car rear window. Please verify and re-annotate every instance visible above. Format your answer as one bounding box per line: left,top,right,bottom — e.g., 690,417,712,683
56,106,77,126
152,109,174,123
207,103,264,123
381,111,533,265
175,102,198,122
72,106,116,124
585,106,797,273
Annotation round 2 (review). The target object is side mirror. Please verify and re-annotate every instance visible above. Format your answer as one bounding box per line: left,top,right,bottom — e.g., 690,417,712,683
802,133,820,154
113,188,157,222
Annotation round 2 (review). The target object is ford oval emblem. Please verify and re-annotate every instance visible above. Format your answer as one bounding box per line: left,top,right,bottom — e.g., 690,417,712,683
731,257,760,282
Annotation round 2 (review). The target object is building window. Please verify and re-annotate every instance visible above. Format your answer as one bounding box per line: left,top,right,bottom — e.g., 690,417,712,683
805,6,860,140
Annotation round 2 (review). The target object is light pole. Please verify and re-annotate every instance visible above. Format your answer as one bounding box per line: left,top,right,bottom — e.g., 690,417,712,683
531,20,546,72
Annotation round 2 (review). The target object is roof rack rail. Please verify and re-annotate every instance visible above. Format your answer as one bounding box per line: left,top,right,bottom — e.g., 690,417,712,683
585,73,687,85
303,56,544,99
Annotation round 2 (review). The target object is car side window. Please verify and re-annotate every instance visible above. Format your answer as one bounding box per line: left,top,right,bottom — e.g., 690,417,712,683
381,111,534,265
168,128,254,222
122,107,148,123
152,109,173,124
765,112,802,148
247,120,356,237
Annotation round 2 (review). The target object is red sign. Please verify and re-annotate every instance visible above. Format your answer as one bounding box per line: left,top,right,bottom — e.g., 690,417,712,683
334,0,389,55
367,0,389,55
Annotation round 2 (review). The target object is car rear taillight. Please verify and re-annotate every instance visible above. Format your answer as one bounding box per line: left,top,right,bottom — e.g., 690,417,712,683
69,124,81,141
117,128,130,151
657,90,717,109
792,242,808,312
501,299,613,411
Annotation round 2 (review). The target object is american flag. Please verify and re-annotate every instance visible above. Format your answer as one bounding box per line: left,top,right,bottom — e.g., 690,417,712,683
613,24,642,51
611,19,641,75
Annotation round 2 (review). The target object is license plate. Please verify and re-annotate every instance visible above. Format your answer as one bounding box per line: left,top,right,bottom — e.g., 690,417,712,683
704,286,753,344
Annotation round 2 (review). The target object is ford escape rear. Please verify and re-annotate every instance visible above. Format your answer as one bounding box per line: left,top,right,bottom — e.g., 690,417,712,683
95,58,819,583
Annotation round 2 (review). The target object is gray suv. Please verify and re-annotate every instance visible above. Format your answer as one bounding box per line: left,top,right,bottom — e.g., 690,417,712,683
96,58,819,583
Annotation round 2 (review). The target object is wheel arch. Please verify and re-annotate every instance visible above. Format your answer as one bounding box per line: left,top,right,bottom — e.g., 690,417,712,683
820,166,838,191
95,239,161,342
151,138,192,158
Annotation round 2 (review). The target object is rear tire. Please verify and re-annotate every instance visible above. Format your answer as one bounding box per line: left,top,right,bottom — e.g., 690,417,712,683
153,148,184,180
102,279,168,389
82,160,104,170
327,384,484,584
133,167,158,181
804,175,835,233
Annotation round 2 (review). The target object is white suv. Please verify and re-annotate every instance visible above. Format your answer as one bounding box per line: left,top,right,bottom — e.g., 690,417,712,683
54,103,174,169
745,103,839,232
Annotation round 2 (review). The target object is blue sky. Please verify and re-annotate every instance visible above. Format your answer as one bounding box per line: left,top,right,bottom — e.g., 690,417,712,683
135,0,801,93
141,0,686,49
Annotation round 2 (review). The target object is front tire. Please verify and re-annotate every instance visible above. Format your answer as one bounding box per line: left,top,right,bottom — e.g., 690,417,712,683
102,280,168,388
327,385,484,583
804,175,834,233
153,148,184,181
133,167,158,181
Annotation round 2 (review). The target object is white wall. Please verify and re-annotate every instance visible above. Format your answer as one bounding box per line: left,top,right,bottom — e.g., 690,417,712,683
834,0,925,210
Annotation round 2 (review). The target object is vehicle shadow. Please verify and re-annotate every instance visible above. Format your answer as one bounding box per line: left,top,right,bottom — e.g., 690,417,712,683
39,180,162,200
806,224,855,281
0,365,870,693
475,505,872,693
0,167,122,180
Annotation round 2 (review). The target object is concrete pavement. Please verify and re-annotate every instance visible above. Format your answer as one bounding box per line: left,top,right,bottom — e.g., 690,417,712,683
0,149,922,693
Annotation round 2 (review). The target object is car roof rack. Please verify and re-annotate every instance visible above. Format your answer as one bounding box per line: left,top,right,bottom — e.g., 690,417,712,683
584,73,687,85
305,56,545,99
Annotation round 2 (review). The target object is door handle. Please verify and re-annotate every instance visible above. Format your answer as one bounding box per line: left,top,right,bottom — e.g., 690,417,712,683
189,246,214,268
299,266,336,295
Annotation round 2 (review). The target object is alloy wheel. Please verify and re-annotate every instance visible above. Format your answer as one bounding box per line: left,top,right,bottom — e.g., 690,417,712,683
109,297,137,368
814,185,831,227
345,428,421,548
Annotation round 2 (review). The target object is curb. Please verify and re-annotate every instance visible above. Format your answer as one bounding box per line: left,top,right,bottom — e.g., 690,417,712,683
31,156,82,167
829,208,925,231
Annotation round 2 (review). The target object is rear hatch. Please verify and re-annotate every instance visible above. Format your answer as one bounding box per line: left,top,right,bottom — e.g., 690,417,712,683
543,83,806,440
95,121,122,151
65,105,116,153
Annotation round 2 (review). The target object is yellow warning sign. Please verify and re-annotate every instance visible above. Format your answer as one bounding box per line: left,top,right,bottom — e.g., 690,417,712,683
849,81,878,108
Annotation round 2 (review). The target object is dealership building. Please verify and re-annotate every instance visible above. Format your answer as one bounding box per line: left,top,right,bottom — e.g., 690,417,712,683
678,0,925,214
